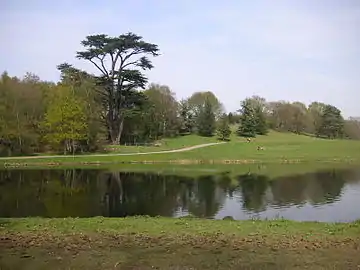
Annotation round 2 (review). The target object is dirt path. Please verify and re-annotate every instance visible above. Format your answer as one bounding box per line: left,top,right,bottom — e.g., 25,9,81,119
0,142,226,160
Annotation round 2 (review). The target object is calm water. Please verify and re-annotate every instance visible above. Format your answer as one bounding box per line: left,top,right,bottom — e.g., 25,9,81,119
1,167,360,222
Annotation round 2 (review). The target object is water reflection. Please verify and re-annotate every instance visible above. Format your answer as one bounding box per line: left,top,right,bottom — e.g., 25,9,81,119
238,174,269,212
1,167,360,222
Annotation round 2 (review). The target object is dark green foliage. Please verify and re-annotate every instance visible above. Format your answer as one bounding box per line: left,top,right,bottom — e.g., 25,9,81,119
217,114,231,141
254,106,269,135
317,105,344,138
76,32,160,144
196,98,216,137
179,99,195,134
120,84,180,143
237,97,269,137
237,100,257,137
307,102,326,135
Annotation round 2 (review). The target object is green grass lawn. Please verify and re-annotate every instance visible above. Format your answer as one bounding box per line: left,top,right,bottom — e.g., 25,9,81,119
1,217,360,269
177,131,360,162
2,131,360,167
103,133,220,153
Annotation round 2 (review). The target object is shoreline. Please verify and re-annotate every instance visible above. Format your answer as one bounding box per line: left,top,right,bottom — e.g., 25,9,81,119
1,158,359,169
2,216,359,235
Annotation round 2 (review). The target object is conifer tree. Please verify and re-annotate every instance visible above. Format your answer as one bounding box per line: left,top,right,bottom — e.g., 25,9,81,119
237,99,257,137
254,106,269,135
196,98,216,137
217,114,231,141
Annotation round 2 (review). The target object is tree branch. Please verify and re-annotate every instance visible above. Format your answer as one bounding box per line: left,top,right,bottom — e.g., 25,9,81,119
89,59,108,77
111,51,122,79
122,60,139,69
110,53,115,79
123,49,141,63
116,49,142,93
96,55,109,77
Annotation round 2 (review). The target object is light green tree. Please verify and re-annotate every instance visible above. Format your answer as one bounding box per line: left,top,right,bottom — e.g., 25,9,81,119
42,85,88,154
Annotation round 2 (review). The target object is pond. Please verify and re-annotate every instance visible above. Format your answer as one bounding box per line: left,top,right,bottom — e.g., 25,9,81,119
1,167,360,222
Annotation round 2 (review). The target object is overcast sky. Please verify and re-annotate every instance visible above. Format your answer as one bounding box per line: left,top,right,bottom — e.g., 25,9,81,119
1,0,359,117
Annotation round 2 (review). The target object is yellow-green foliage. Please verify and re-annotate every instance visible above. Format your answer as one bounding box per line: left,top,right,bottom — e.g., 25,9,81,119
42,85,88,153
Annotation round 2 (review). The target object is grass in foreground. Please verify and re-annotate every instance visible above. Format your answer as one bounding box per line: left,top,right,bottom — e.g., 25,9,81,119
2,131,360,167
1,217,360,269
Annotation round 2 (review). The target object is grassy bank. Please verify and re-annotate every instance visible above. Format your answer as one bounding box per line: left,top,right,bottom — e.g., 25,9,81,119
1,217,360,269
1,132,360,168
2,162,359,180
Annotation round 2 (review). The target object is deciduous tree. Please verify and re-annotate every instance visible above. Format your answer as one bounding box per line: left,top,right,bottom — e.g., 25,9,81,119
144,83,179,138
344,120,360,140
57,64,106,151
308,102,327,135
187,91,223,120
268,101,309,134
42,85,88,154
0,72,50,155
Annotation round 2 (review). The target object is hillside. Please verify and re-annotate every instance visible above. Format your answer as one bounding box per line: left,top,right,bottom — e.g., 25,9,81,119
104,134,219,153
2,131,360,166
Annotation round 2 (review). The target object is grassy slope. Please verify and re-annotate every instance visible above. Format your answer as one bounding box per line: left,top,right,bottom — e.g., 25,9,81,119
1,217,360,269
2,131,360,167
104,133,219,153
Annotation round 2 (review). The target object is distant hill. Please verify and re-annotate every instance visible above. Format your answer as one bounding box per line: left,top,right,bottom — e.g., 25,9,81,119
349,117,360,122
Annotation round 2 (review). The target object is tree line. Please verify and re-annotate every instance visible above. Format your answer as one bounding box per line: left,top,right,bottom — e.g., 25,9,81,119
233,96,359,140
0,32,359,156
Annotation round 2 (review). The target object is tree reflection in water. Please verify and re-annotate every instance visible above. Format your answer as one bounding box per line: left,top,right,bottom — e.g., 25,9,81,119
0,167,359,221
